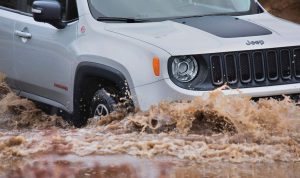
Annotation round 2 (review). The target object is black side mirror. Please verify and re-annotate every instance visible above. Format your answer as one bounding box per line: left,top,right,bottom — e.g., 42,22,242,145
32,0,66,29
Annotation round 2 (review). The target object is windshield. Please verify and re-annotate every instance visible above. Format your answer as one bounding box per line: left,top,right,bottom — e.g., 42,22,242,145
88,0,255,20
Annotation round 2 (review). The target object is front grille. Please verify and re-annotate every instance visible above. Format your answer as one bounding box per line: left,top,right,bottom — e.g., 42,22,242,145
210,55,223,85
168,46,300,91
294,48,300,77
239,52,252,83
252,51,265,82
266,50,279,81
224,54,237,84
280,49,291,79
208,46,300,89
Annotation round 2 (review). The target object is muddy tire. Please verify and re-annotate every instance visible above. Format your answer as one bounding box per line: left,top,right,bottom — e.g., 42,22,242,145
90,89,116,120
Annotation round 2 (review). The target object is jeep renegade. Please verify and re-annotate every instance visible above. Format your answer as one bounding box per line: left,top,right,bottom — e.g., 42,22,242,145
0,0,300,126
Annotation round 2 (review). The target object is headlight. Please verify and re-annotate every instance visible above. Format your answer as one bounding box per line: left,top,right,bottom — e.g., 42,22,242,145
171,56,198,82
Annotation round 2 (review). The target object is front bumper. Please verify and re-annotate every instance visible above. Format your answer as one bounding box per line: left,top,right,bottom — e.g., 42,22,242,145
134,78,300,110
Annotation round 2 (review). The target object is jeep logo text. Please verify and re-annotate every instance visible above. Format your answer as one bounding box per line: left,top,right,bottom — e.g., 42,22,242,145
246,40,265,45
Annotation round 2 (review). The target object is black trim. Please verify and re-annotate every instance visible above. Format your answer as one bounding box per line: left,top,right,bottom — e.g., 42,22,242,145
210,55,224,85
72,62,131,126
74,62,128,107
74,62,128,96
239,52,252,83
252,51,265,82
168,46,300,91
172,16,272,38
224,53,238,84
280,49,292,80
294,48,300,78
266,50,279,81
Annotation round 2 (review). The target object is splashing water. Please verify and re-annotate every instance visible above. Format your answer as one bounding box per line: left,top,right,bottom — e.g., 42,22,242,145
0,74,300,177
0,74,69,130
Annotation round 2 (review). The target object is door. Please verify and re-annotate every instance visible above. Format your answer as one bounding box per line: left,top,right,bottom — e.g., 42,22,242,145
0,1,19,89
13,0,78,109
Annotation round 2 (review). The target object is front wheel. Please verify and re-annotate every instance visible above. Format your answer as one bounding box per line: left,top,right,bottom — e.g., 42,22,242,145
90,89,116,120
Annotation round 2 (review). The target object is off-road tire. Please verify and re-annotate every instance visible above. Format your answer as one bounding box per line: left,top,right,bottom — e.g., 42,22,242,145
90,89,116,119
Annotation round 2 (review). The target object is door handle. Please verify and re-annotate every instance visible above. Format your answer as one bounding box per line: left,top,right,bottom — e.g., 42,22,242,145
14,30,32,39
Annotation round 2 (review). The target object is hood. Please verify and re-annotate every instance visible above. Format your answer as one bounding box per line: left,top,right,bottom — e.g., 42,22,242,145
105,13,300,56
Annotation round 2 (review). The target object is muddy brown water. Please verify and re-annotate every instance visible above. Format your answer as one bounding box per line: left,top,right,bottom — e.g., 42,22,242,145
260,0,300,24
1,74,300,177
1,2,300,178
2,4,300,175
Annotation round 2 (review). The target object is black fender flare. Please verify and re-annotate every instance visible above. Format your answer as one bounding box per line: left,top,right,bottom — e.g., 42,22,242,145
71,62,135,126
73,62,129,111
75,62,127,89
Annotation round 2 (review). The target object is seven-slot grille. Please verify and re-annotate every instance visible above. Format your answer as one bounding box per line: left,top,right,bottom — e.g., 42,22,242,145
210,47,300,86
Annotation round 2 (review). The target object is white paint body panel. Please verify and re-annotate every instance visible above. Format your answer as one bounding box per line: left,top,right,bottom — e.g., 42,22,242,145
0,1,300,113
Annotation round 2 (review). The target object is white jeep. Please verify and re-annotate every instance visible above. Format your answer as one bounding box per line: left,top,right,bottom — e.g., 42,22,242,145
0,0,300,126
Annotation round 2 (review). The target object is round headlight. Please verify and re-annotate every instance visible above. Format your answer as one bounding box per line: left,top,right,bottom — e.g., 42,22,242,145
171,56,198,82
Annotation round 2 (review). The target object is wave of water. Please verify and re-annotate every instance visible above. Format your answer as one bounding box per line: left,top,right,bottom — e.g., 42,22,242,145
1,74,300,177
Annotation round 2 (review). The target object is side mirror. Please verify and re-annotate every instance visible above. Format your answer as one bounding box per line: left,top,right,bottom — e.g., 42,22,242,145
32,0,66,29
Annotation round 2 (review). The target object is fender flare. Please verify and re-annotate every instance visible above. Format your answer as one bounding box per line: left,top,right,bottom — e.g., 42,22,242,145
70,62,131,126
73,62,129,111
75,62,127,89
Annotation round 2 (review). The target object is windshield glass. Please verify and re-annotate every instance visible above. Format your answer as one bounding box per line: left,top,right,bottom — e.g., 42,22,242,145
88,0,254,20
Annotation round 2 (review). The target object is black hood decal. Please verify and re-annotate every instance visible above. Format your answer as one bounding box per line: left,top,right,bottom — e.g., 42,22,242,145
172,16,272,38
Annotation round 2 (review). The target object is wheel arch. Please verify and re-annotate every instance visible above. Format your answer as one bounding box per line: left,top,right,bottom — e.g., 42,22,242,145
73,62,133,118
74,61,131,96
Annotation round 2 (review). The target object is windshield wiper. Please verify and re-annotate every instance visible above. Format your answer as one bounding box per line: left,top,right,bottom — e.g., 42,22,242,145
97,17,148,23
170,13,232,20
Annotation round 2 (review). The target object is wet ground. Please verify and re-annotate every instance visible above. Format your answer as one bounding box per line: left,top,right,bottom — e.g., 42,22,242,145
5,155,300,178
1,73,300,178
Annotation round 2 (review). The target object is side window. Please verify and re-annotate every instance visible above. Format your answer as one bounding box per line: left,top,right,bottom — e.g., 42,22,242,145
0,0,18,9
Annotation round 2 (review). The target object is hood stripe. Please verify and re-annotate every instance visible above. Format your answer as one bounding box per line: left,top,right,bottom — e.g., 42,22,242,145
172,16,272,38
